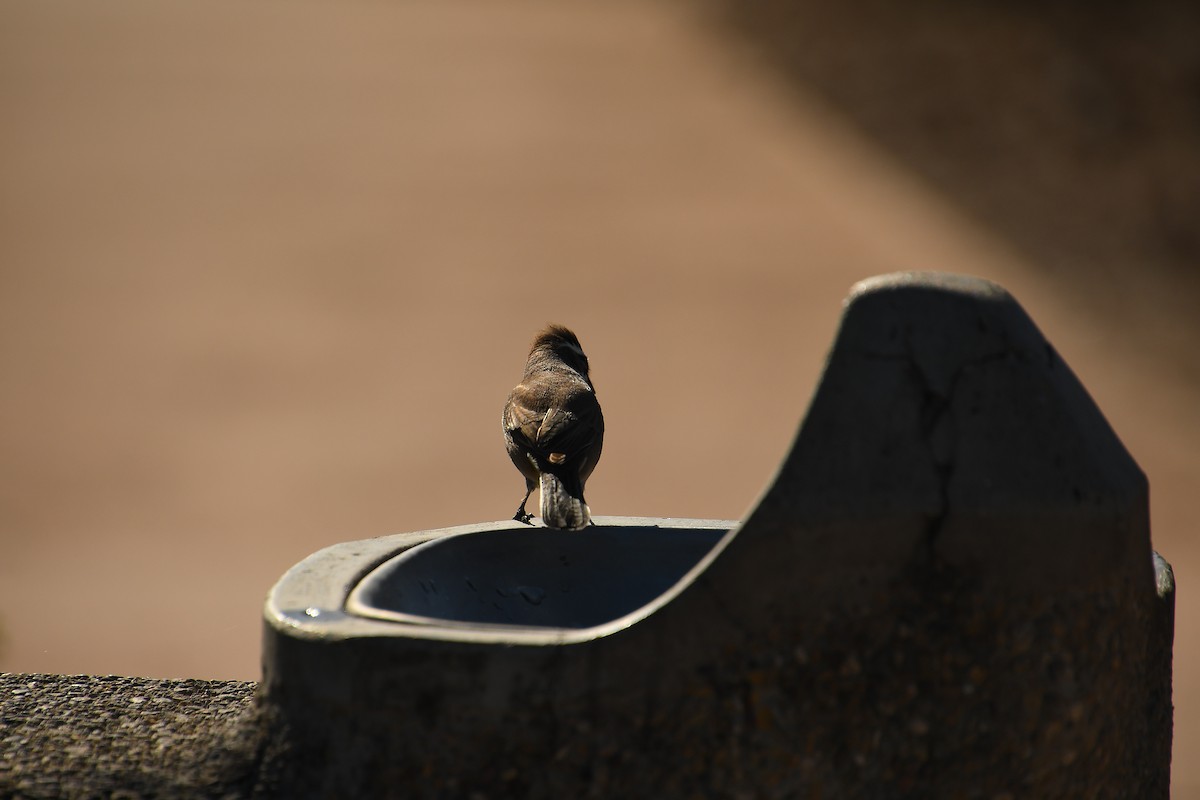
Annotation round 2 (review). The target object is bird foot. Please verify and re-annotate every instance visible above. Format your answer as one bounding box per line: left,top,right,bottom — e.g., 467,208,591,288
513,509,535,525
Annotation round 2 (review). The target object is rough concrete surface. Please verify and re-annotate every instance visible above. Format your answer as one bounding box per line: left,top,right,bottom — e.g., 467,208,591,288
0,673,261,799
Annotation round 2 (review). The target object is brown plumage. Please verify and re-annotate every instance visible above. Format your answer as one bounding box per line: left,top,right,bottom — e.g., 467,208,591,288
502,325,604,530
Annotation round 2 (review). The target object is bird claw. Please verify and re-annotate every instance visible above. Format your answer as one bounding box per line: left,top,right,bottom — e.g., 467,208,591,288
513,509,535,525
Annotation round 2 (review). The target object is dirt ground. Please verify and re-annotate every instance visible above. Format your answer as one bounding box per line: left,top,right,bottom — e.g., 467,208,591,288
2,0,1197,793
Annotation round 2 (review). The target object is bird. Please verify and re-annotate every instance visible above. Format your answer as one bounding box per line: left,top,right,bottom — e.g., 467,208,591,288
502,325,604,530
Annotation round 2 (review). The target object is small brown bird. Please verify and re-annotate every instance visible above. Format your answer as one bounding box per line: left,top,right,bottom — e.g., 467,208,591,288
502,325,604,530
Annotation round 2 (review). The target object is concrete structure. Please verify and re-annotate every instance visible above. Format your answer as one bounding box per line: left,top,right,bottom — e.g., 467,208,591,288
1,273,1175,797
258,273,1174,798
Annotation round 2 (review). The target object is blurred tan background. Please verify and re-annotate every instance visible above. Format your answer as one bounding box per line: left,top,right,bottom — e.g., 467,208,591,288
1,0,1197,793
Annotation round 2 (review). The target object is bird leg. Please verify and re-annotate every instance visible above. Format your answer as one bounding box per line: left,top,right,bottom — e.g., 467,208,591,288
513,483,535,525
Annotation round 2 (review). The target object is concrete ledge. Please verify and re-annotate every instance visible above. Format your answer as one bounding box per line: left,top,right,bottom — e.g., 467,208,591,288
0,673,262,798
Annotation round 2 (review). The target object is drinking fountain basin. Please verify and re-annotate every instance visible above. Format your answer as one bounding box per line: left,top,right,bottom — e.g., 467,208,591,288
346,522,727,629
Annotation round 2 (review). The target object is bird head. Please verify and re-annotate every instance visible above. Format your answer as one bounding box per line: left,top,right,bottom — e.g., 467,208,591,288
530,324,592,380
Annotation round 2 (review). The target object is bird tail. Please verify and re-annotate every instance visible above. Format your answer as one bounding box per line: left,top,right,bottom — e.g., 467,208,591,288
539,471,590,530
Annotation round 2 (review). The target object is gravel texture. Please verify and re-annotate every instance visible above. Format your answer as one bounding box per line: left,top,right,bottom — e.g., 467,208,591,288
1,673,263,799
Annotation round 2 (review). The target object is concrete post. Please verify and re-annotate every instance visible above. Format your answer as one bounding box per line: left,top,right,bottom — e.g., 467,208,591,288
260,272,1173,798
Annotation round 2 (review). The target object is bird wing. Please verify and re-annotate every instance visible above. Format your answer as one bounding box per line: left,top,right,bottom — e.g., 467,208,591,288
534,391,602,464
503,385,544,441
504,382,600,464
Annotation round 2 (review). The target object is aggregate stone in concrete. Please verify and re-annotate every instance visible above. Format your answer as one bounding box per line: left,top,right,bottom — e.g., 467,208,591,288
0,672,262,799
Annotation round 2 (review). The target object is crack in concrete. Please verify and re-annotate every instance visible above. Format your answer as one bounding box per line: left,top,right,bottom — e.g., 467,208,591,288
894,337,1013,560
